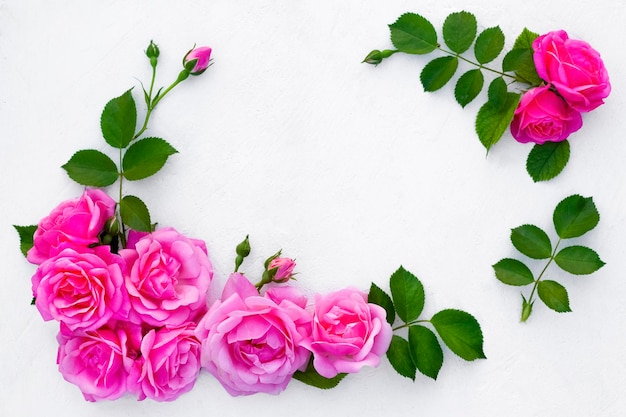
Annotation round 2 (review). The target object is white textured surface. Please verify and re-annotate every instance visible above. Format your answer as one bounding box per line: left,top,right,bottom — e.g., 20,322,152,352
1,0,625,416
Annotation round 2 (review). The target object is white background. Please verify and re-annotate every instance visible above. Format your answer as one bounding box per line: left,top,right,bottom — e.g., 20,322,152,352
1,0,625,416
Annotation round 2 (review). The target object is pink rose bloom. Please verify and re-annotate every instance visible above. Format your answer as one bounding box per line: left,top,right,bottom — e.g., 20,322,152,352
56,322,142,402
134,323,202,402
31,245,129,332
267,257,296,283
195,273,311,396
510,85,583,144
27,189,116,265
183,46,212,75
533,30,611,112
120,228,213,327
303,288,393,378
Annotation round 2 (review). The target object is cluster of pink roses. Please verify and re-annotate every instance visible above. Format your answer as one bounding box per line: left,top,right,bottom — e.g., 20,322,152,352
511,30,611,145
28,189,213,401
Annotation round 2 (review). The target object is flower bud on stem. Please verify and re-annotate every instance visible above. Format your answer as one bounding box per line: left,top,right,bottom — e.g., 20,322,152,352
234,235,251,272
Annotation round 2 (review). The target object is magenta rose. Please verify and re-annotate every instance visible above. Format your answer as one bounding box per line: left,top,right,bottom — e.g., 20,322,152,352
267,257,296,283
31,245,129,332
195,273,311,396
56,322,142,402
183,46,212,75
533,30,611,112
120,228,213,327
303,288,393,378
510,85,583,145
133,323,202,402
27,189,116,265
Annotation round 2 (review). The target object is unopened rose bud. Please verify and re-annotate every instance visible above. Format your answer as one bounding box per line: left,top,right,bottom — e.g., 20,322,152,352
146,41,160,68
234,235,250,272
267,257,296,283
521,298,533,322
183,46,212,75
362,49,397,66
104,216,120,236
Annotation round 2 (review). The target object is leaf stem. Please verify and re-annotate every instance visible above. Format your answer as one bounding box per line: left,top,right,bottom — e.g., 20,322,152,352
436,46,520,81
526,237,563,305
392,319,430,331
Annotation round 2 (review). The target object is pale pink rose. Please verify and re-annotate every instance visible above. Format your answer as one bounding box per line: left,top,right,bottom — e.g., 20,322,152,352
195,273,311,396
183,46,212,75
533,30,610,112
56,322,142,402
27,189,116,265
120,228,213,327
134,324,202,402
510,85,583,144
267,257,296,283
31,245,129,332
303,288,393,378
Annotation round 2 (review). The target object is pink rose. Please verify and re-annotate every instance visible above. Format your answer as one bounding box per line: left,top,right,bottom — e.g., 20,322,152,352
27,189,116,265
120,228,213,327
510,85,583,145
183,46,212,75
195,273,311,396
267,257,296,283
303,288,393,378
134,324,202,402
31,245,129,332
56,322,142,402
533,30,611,112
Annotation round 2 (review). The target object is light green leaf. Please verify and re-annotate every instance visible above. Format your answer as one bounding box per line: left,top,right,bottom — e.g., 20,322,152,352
442,11,477,54
554,246,605,275
474,26,505,64
502,48,542,86
122,137,178,181
101,89,137,149
537,280,571,313
14,225,38,257
520,294,534,322
389,13,438,54
292,358,347,389
389,266,425,323
62,149,119,187
420,56,458,92
455,69,484,107
553,194,600,239
120,195,152,232
368,282,396,325
387,335,416,380
513,28,540,49
510,224,552,259
431,309,485,361
475,92,521,151
526,140,570,182
408,325,443,380
493,258,534,286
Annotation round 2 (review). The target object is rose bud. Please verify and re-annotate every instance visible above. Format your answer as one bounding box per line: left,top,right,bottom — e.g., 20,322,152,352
267,257,296,283
183,46,212,75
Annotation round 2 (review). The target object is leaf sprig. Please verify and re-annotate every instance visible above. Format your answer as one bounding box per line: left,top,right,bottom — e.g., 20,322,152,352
493,195,604,322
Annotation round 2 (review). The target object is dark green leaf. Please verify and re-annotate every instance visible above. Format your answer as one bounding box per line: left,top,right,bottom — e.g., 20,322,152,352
431,309,485,361
553,194,600,239
368,282,396,325
14,225,38,257
420,56,458,92
475,92,521,151
387,335,416,380
408,325,443,380
510,224,552,259
537,280,571,313
62,149,119,187
493,258,534,286
101,89,137,149
487,77,508,110
122,137,178,181
474,26,504,64
292,358,347,389
454,69,484,107
389,266,424,323
554,246,605,275
389,13,437,54
120,195,152,232
513,28,540,50
526,140,570,182
442,11,477,54
503,48,542,86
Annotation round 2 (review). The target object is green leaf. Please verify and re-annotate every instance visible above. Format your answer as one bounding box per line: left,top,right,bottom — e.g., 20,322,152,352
504,28,542,85
475,92,521,151
510,224,552,259
487,77,508,110
493,258,534,286
554,246,605,275
292,358,347,389
526,140,570,182
513,28,540,50
62,149,119,187
368,282,395,325
101,89,137,149
442,11,477,54
386,335,416,380
474,26,504,64
553,194,600,239
408,325,443,380
537,280,571,313
14,225,38,257
389,266,425,323
122,137,178,181
431,309,485,361
420,56,458,92
454,69,484,107
389,13,437,54
120,195,152,232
